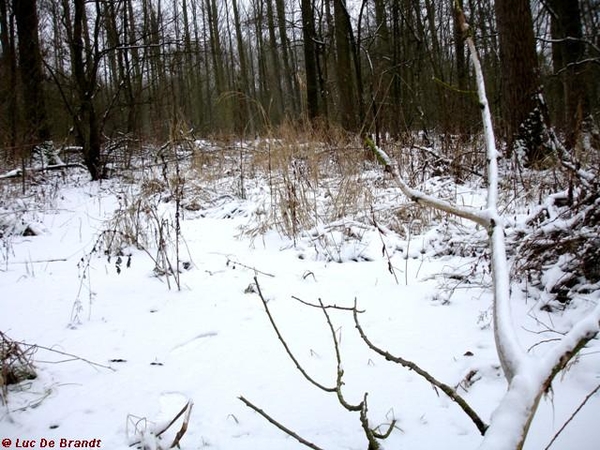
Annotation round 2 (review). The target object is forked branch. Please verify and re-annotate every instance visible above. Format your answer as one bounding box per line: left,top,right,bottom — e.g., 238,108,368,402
246,277,396,449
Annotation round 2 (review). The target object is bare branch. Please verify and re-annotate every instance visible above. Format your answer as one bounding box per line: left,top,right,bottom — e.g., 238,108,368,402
317,298,362,412
253,276,336,393
353,301,488,435
16,341,115,372
227,258,275,277
169,401,193,449
544,383,600,450
291,295,363,312
239,396,325,450
365,136,489,227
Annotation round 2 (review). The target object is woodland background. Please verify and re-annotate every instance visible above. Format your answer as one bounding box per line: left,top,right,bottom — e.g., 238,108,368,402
0,0,598,180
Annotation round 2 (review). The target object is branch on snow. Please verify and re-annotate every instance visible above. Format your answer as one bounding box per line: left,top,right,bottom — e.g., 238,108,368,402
352,301,489,436
0,163,87,180
249,277,396,449
239,396,325,450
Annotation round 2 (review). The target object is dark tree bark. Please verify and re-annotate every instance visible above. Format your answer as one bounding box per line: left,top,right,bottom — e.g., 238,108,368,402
206,0,229,129
548,0,587,149
0,0,17,148
265,0,284,121
301,0,320,121
495,0,553,166
66,0,102,180
333,0,358,131
13,0,51,142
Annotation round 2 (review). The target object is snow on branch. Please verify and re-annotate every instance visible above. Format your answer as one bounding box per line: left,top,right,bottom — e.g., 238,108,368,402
364,4,600,449
365,137,489,227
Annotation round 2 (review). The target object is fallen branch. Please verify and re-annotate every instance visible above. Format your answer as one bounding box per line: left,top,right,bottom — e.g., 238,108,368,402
352,302,488,436
0,163,87,180
227,258,275,277
239,396,325,450
5,258,68,265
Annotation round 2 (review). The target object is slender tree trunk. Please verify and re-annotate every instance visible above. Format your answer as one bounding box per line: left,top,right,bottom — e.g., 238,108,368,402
548,0,587,149
232,0,254,132
453,0,468,133
275,0,298,115
190,0,206,129
333,0,357,131
206,0,228,129
301,0,320,121
125,0,142,134
265,0,284,122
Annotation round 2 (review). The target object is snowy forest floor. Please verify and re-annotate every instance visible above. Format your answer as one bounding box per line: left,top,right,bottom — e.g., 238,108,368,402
0,137,599,450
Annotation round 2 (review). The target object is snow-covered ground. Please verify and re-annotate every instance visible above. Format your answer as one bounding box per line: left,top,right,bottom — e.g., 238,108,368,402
1,158,598,450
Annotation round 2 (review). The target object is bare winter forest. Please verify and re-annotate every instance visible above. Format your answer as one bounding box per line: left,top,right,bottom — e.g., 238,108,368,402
1,1,600,450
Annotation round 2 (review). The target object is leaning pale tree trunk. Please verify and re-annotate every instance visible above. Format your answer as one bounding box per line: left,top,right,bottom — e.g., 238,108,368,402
370,4,600,449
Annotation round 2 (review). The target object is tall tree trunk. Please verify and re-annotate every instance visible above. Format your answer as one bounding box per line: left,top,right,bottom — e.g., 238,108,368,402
13,0,51,143
70,0,102,180
125,0,142,135
495,0,553,166
275,0,298,115
301,0,320,121
453,0,468,133
231,0,254,132
0,0,17,148
548,0,587,149
265,0,284,122
333,0,357,131
206,0,228,129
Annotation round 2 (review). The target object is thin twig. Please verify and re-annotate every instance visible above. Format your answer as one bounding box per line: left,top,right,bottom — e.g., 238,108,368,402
371,210,400,285
239,396,325,450
317,298,362,412
227,258,275,277
128,400,193,448
17,342,115,372
291,295,364,312
5,258,68,265
544,384,600,450
155,401,192,439
253,276,335,392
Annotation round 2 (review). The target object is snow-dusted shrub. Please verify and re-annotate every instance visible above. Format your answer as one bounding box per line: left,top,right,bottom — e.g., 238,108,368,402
513,181,600,305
